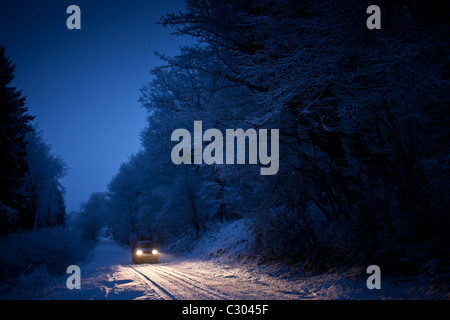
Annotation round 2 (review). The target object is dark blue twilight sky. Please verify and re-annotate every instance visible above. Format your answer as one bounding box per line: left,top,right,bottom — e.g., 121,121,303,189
0,0,189,212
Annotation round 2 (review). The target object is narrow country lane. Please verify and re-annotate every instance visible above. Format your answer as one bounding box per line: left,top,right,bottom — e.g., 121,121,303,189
48,237,316,300
46,237,431,300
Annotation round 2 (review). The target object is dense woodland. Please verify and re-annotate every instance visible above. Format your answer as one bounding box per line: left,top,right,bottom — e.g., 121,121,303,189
0,45,74,283
1,0,449,280
78,0,448,274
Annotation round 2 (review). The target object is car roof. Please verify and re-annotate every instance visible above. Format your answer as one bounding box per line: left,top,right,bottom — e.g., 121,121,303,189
135,241,155,246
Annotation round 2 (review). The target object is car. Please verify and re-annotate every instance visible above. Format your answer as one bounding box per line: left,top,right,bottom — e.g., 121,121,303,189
131,240,159,264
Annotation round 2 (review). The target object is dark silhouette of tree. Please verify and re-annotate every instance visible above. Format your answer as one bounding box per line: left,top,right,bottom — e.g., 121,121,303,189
0,45,35,235
0,46,68,235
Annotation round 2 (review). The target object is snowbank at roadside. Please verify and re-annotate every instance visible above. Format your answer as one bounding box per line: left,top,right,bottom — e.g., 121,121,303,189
165,219,251,261
188,219,251,261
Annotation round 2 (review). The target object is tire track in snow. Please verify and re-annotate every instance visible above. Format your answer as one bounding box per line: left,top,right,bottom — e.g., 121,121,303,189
149,265,230,300
129,264,177,300
155,264,215,283
135,264,227,299
153,262,316,300
130,262,314,300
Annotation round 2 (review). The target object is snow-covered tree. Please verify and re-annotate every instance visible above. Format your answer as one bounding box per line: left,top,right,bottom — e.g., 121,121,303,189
25,130,67,229
94,0,449,273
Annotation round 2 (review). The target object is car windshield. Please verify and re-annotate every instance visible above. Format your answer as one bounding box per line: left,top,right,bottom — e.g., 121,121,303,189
135,241,154,248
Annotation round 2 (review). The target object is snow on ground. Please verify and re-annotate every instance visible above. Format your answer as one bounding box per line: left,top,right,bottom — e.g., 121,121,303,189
187,219,252,261
10,219,444,300
168,219,441,300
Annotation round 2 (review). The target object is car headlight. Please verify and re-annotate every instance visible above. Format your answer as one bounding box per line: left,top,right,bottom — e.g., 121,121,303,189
136,249,143,255
152,249,158,255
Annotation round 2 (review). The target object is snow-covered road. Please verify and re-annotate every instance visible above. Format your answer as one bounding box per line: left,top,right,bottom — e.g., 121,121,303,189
128,262,310,300
45,235,435,300
49,237,317,300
